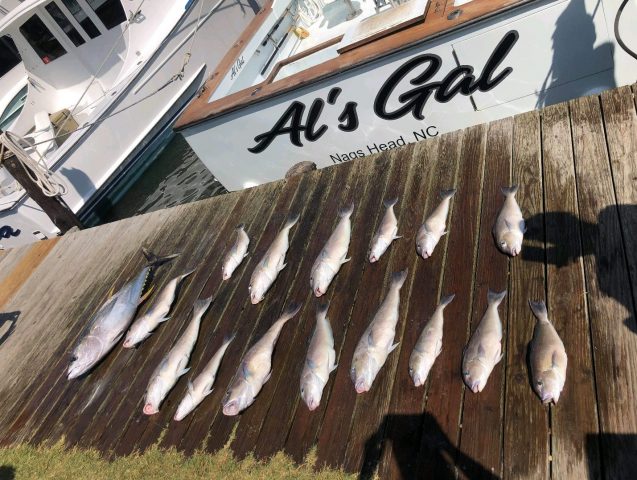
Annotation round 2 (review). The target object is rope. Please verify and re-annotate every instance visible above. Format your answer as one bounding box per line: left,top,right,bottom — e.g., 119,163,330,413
0,131,68,197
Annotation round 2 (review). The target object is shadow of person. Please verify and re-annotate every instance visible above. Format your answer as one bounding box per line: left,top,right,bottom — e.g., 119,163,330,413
522,206,637,333
587,432,637,479
360,412,499,479
0,311,20,347
0,465,15,480
536,0,616,108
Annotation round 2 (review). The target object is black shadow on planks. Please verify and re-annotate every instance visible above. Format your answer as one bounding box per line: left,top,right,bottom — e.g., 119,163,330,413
0,465,15,480
586,433,637,479
523,207,637,333
0,311,20,347
359,413,499,480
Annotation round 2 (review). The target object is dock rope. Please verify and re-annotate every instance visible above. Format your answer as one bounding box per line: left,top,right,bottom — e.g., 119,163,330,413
0,131,68,197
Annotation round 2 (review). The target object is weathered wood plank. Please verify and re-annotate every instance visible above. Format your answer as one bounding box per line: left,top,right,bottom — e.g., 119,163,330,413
502,110,549,478
457,116,512,479
570,94,637,479
348,129,459,477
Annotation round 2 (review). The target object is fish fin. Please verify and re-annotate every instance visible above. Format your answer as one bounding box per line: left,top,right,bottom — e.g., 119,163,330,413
224,332,237,344
440,188,457,199
203,386,214,397
264,371,272,383
439,293,456,307
341,257,351,265
384,196,399,208
193,297,213,318
158,316,170,324
278,262,287,272
389,342,400,353
180,268,197,281
520,219,527,233
330,363,338,373
504,219,514,231
338,202,355,218
285,213,300,229
178,367,191,377
283,302,303,319
435,340,443,356
393,235,403,240
138,285,156,305
442,231,449,236
236,223,245,230
391,269,408,288
528,300,548,320
187,381,195,394
107,285,116,298
500,184,518,196
243,252,249,258
142,247,180,267
487,289,507,306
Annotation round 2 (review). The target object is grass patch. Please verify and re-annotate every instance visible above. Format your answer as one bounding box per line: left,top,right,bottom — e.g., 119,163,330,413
0,439,357,480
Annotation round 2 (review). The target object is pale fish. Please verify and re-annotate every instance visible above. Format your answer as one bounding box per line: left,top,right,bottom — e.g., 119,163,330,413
462,289,506,393
174,333,235,421
310,203,354,297
249,214,300,304
416,189,456,259
529,300,567,404
222,303,302,416
122,269,196,348
143,297,212,415
369,197,401,263
222,224,250,280
300,303,337,411
351,270,408,393
67,248,178,380
493,185,525,256
409,293,455,387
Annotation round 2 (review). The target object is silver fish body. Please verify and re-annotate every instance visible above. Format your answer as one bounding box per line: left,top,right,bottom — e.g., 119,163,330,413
462,289,506,393
529,300,567,404
250,214,299,304
300,303,337,411
123,269,195,348
144,297,212,415
493,185,525,256
409,293,455,387
416,189,456,259
174,333,235,421
310,204,353,297
351,270,408,393
223,224,250,280
222,303,302,416
369,198,400,263
67,249,177,380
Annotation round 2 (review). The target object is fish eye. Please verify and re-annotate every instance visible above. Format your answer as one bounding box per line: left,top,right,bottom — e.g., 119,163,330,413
500,241,507,247
537,380,543,386
301,387,304,394
408,367,413,374
463,371,469,376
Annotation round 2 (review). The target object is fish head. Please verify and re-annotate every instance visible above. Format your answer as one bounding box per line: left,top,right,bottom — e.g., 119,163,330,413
222,259,236,281
368,238,388,263
222,380,252,416
122,321,145,349
300,379,322,411
174,393,195,421
310,264,332,297
351,354,378,394
144,376,165,415
463,360,488,393
416,235,436,259
497,231,523,257
67,336,103,379
409,359,433,387
535,369,563,404
249,276,267,304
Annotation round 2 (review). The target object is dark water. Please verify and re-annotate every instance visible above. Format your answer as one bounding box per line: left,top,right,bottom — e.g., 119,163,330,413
96,133,226,224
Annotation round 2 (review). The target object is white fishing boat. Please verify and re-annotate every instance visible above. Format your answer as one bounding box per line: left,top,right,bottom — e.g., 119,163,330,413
0,0,261,248
175,0,637,191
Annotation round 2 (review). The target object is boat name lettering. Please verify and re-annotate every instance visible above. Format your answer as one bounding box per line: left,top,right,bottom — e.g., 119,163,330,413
247,30,519,154
231,56,245,80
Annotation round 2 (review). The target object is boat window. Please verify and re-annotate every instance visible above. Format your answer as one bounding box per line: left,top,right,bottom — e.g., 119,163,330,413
0,36,21,77
45,2,86,47
0,85,28,131
19,14,67,64
85,0,126,30
60,0,100,39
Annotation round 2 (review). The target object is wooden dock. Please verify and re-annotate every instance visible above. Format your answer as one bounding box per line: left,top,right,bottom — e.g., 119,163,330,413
1,84,637,479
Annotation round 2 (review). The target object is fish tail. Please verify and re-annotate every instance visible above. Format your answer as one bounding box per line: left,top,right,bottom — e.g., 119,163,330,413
487,289,507,306
392,269,409,288
528,300,548,320
440,188,457,199
384,196,399,208
283,302,303,320
236,223,245,230
285,213,301,229
193,297,213,317
142,247,180,267
223,332,237,345
501,184,519,197
317,302,329,316
180,268,197,280
439,293,456,307
338,202,355,218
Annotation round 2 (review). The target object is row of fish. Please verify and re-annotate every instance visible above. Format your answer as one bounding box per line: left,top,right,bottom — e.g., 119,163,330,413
223,185,525,308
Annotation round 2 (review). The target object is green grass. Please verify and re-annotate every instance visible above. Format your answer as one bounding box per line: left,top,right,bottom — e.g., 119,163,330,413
0,439,357,480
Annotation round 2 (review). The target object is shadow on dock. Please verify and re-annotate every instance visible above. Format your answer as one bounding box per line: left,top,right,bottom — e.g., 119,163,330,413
359,412,498,479
0,311,20,347
0,465,15,480
523,206,637,333
587,433,637,479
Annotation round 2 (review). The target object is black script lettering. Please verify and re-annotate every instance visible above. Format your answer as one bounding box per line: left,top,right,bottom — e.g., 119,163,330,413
338,102,359,132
